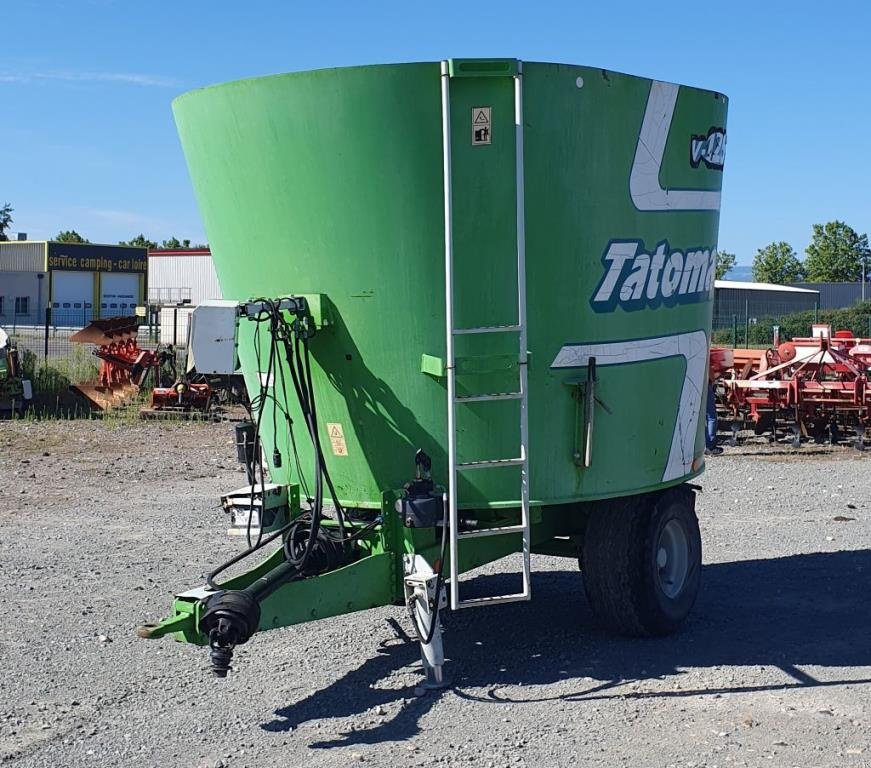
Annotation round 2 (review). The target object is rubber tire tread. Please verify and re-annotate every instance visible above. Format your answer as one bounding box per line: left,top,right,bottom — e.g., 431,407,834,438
581,486,700,637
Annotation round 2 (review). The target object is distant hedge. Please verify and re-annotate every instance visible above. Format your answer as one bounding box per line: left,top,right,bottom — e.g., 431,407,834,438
712,301,871,346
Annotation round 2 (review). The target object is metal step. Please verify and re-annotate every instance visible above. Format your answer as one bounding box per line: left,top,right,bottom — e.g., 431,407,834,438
453,324,521,335
458,524,525,539
455,391,522,403
453,590,530,608
456,457,524,471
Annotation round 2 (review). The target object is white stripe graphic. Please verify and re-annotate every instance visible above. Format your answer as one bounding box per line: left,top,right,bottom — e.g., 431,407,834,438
629,81,722,212
550,330,708,481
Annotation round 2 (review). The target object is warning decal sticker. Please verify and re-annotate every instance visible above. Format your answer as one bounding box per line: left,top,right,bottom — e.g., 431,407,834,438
327,422,348,456
472,106,491,145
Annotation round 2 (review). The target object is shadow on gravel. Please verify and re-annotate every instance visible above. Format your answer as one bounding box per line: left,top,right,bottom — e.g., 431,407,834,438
262,548,871,747
719,448,850,459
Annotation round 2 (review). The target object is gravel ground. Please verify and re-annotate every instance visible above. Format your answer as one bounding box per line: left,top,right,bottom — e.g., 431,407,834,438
1,420,869,767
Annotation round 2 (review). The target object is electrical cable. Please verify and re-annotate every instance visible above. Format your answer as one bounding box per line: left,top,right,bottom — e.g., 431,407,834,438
294,332,347,537
284,331,325,567
271,315,310,501
206,511,379,590
269,305,280,467
407,498,449,646
208,296,362,591
194,296,393,677
248,389,310,500
246,303,277,549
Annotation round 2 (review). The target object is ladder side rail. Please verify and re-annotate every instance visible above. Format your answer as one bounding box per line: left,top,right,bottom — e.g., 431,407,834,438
440,60,462,611
514,64,532,599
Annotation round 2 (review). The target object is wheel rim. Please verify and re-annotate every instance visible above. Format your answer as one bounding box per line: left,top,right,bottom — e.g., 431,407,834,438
655,519,689,599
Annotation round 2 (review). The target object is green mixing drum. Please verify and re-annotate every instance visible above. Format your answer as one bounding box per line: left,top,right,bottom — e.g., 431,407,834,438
141,59,727,685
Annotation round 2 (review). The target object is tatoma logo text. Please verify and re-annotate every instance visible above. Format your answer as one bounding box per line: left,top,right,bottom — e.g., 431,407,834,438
590,240,717,312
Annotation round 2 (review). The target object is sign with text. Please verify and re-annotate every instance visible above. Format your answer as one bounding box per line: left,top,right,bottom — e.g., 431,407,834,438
47,242,147,273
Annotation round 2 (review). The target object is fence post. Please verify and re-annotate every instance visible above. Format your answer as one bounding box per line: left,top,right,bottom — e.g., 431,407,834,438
44,306,50,361
173,306,178,346
731,315,737,348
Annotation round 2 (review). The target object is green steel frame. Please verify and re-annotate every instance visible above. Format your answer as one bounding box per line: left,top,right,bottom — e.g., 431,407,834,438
141,484,579,646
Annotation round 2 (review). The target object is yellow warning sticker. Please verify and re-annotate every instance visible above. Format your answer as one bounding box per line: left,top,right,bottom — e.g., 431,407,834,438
327,422,348,457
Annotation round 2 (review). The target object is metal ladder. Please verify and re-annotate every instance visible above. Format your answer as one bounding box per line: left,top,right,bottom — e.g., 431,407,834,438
440,60,531,610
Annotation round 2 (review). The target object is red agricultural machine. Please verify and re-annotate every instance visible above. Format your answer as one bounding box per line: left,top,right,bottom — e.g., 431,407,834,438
711,324,871,448
70,317,212,415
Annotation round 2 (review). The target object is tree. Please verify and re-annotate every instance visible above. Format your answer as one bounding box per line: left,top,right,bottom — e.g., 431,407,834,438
804,221,870,282
715,250,736,280
0,202,12,241
752,242,804,284
160,237,192,249
119,233,158,249
55,230,89,243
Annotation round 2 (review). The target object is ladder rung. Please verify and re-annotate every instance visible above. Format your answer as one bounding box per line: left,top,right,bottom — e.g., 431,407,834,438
455,392,522,403
458,524,525,539
456,457,524,471
453,324,521,335
456,591,531,608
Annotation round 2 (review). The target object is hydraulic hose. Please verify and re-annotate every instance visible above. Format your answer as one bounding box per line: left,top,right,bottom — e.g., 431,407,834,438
198,298,369,678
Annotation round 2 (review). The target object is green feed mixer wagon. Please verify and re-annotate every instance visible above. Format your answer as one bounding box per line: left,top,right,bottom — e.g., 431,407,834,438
138,59,727,687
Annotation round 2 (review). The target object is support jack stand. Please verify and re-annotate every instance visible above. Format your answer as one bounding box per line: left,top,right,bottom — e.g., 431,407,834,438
403,555,449,694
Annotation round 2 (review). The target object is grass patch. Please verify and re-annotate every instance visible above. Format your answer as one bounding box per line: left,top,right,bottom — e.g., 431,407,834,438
19,346,99,395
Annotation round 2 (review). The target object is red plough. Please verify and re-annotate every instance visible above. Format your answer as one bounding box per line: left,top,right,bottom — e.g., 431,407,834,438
70,318,159,410
70,317,213,415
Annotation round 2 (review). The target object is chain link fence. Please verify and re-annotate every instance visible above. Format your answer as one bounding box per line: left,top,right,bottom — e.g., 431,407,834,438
5,306,191,396
712,301,871,347
4,304,251,417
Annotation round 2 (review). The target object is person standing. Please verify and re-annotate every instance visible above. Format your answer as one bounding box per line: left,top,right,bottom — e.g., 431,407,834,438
705,367,723,456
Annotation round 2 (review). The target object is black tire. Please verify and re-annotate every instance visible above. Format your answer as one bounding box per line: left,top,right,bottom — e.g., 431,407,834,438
581,485,701,636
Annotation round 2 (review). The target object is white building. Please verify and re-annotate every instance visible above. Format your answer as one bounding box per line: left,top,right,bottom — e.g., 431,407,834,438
147,248,222,306
147,248,225,346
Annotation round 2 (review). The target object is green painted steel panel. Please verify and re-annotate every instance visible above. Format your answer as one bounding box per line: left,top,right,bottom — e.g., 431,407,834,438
173,61,727,509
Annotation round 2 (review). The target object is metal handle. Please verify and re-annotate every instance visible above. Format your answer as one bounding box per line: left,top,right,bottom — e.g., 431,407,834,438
583,357,597,468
